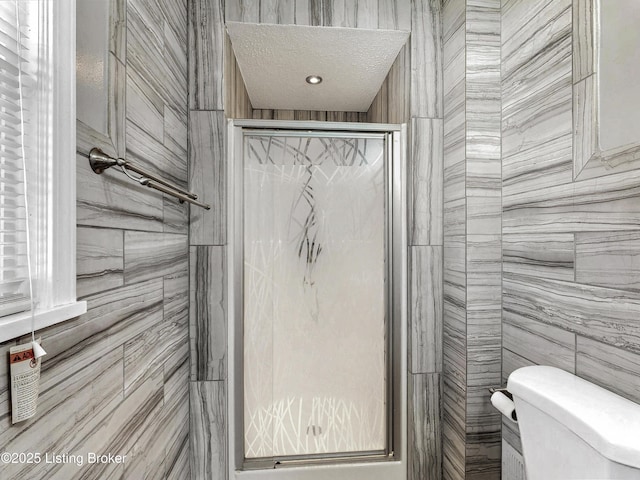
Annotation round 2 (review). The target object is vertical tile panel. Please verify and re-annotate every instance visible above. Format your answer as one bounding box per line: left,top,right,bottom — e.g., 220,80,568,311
260,0,279,22
443,23,465,239
293,0,312,25
189,0,224,110
190,381,227,480
326,0,356,27
409,373,442,480
466,0,501,236
572,0,595,83
443,389,466,480
225,33,254,119
573,74,597,176
387,44,411,124
367,75,388,123
190,246,227,382
443,2,465,478
377,0,411,30
466,235,501,323
355,0,378,28
189,111,226,246
350,112,368,122
225,0,260,23
466,236,501,478
443,234,466,480
253,109,274,120
110,0,127,62
443,235,466,397
276,0,296,24
309,0,324,26
411,246,443,374
326,111,346,122
274,109,296,121
411,0,443,118
411,118,444,246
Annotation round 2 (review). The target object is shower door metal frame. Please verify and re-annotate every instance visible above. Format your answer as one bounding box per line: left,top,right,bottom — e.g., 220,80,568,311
227,119,407,480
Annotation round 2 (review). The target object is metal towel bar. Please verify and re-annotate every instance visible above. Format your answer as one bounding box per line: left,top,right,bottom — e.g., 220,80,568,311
88,147,211,210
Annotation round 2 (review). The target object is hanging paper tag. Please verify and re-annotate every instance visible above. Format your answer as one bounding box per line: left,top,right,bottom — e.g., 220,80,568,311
9,339,42,424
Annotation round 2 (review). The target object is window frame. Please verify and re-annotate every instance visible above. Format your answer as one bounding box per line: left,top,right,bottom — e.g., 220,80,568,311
0,0,86,343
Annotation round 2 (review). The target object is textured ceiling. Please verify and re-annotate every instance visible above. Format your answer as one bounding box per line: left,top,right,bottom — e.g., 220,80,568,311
226,22,409,112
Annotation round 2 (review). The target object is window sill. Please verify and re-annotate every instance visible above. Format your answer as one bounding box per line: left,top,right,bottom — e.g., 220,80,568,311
0,301,88,344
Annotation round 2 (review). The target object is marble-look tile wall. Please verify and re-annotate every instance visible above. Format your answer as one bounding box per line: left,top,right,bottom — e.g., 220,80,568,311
406,3,444,480
368,3,444,479
501,0,640,458
187,1,232,477
189,1,443,479
442,0,502,478
0,0,190,479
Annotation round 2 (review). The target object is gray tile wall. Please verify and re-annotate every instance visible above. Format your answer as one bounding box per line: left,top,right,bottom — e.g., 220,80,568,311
189,1,444,479
0,0,191,478
443,1,466,476
501,0,640,457
443,0,502,478
369,3,444,478
407,3,444,480
187,0,228,476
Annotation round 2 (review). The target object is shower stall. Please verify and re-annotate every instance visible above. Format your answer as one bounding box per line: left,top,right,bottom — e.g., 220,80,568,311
228,120,407,480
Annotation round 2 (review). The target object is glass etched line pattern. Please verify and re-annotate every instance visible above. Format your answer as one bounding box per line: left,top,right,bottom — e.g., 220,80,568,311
243,135,387,458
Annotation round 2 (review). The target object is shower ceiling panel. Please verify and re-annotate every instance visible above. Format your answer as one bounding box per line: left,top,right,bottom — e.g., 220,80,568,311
226,22,409,112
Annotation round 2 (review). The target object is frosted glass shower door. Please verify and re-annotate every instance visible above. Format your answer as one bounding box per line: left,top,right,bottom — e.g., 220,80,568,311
243,133,389,460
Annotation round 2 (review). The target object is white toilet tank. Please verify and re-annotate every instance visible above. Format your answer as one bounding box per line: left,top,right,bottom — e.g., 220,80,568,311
507,366,640,480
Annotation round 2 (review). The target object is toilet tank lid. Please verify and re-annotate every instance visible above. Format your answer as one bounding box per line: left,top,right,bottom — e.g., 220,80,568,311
508,366,640,469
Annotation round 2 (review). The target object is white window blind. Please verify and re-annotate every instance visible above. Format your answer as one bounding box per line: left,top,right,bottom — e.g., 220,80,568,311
0,1,36,318
0,0,85,343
